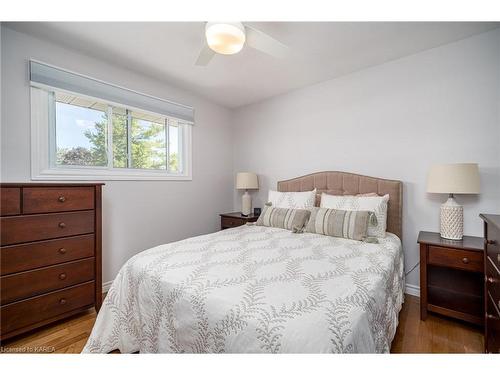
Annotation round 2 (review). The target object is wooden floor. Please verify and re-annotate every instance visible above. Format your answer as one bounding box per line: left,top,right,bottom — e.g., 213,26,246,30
0,294,483,353
391,295,483,353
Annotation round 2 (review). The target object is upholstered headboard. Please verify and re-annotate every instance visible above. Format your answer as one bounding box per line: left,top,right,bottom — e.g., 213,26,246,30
277,171,403,239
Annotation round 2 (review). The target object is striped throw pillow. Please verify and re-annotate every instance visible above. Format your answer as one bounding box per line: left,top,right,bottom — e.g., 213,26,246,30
255,204,311,232
305,207,372,241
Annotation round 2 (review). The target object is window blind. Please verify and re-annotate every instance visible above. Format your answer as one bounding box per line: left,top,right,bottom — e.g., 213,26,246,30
30,60,194,123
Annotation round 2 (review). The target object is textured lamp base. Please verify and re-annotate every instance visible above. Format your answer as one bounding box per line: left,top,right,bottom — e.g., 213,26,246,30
440,196,463,240
241,190,252,216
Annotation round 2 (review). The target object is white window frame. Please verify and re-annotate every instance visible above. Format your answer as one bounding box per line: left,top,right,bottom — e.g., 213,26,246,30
31,86,192,181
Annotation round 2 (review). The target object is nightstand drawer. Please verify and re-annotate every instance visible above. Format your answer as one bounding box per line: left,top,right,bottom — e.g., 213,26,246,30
428,246,483,272
221,216,246,229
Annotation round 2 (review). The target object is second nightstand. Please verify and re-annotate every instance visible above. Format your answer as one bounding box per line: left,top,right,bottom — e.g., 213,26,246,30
220,212,258,230
418,231,484,325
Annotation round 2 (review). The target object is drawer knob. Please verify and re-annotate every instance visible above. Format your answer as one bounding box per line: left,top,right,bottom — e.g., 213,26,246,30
58,222,66,229
462,257,469,264
486,276,495,283
486,313,499,321
58,196,66,203
59,273,67,280
59,298,67,305
486,239,497,245
58,248,67,254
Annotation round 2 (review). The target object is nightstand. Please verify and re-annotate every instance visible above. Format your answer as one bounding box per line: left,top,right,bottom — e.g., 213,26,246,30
220,212,258,230
418,231,484,325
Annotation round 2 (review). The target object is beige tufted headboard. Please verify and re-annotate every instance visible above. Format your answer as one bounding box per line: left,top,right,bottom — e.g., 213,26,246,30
277,171,403,239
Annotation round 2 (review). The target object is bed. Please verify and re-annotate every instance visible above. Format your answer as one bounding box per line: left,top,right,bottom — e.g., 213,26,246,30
83,171,404,353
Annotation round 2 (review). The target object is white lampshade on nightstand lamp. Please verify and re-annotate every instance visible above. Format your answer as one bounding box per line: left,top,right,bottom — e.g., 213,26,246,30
236,172,259,216
427,163,480,240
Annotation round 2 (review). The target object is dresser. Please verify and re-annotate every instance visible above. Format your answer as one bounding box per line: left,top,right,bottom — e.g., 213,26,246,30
0,183,103,341
480,214,500,353
418,231,484,325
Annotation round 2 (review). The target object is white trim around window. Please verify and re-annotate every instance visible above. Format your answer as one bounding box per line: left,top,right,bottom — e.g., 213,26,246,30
30,87,193,181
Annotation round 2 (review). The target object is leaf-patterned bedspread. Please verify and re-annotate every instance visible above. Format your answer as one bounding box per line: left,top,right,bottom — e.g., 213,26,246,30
83,225,404,353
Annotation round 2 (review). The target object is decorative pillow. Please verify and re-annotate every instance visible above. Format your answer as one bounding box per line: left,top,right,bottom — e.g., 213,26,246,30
320,193,389,238
305,207,373,241
255,204,311,232
268,189,316,209
354,192,379,197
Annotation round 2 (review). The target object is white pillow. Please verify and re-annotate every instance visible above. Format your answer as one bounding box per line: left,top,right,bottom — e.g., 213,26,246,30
320,193,389,238
268,189,316,209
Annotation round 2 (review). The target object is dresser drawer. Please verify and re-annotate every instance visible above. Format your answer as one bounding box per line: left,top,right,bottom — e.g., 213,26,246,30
23,187,94,214
428,245,483,272
1,258,95,304
0,281,94,336
486,290,500,353
0,211,94,246
487,256,500,306
1,234,94,275
486,225,500,270
221,216,246,229
1,187,20,216
485,313,500,353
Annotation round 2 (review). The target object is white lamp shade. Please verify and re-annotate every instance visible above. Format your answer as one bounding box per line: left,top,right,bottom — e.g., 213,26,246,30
236,172,259,190
427,163,480,194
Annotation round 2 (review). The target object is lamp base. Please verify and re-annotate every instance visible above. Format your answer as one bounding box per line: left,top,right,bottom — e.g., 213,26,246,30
241,190,252,216
440,195,463,240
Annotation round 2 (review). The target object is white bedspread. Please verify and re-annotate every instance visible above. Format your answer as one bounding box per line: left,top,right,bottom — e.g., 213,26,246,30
83,225,404,353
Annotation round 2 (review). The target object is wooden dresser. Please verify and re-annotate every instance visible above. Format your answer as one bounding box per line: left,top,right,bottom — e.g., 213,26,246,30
480,213,500,353
0,183,103,341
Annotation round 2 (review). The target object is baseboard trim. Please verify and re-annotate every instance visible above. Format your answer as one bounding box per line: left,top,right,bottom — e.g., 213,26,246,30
405,283,420,297
102,280,113,293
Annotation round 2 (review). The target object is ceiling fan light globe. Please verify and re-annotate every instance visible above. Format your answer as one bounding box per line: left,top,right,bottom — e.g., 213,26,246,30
205,22,246,55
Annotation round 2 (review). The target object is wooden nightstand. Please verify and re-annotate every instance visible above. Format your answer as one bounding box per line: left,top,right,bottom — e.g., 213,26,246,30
418,231,484,325
220,212,258,230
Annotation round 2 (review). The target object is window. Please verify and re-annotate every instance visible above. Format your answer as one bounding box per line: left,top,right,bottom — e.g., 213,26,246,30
31,88,192,180
30,60,193,180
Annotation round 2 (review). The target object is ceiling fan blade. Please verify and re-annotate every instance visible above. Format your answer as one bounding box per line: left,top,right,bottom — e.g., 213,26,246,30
245,26,289,59
195,45,216,66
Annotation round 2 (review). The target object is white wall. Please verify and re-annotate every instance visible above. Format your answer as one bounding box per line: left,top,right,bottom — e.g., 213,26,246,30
0,26,234,285
232,28,500,288
2,25,499,292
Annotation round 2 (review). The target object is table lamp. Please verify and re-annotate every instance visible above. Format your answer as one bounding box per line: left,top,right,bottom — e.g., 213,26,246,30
236,172,259,216
427,163,480,240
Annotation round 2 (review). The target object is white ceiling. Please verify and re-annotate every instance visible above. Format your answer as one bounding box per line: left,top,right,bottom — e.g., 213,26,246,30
6,22,499,108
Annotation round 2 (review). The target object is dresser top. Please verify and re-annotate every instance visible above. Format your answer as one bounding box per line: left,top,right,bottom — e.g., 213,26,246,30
480,213,500,230
1,183,105,187
417,231,484,252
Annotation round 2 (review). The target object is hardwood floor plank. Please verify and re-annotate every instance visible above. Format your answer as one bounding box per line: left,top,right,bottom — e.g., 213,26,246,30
0,294,484,353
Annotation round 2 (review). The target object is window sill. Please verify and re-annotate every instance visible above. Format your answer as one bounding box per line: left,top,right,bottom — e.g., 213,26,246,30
32,168,192,181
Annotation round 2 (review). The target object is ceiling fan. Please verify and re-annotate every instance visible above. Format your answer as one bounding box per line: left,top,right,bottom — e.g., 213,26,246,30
195,22,289,66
